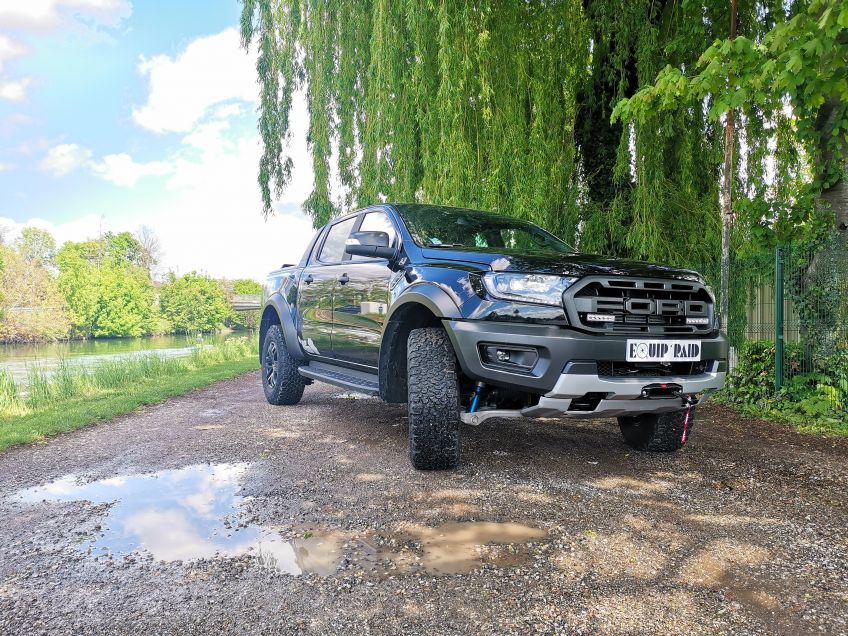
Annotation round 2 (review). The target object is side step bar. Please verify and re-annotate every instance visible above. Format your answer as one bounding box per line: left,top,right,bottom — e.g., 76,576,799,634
298,361,379,395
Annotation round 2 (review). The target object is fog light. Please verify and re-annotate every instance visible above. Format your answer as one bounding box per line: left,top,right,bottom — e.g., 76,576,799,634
587,313,615,322
686,317,710,325
480,345,539,371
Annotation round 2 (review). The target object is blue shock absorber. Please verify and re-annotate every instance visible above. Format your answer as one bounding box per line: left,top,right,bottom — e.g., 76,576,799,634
469,382,485,413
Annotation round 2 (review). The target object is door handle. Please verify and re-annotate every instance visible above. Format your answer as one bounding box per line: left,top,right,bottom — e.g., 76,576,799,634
338,273,349,285
303,274,314,284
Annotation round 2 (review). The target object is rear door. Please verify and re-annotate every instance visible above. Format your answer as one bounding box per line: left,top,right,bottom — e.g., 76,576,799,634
331,210,399,367
297,216,357,358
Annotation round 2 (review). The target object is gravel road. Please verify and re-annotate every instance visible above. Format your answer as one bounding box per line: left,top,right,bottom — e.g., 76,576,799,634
1,372,846,635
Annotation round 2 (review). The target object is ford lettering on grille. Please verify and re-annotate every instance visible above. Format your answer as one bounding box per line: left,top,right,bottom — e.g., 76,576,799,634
565,276,715,335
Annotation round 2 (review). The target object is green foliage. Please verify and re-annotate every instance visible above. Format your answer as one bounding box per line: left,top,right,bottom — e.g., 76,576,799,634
15,227,57,266
0,370,23,417
3,337,258,417
0,338,259,450
242,0,589,241
91,269,155,338
0,242,70,343
0,227,251,344
614,0,848,236
242,0,804,264
159,272,230,334
56,233,155,338
721,340,847,431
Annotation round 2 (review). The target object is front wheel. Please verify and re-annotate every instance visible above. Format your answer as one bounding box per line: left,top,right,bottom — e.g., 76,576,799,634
261,324,305,406
618,408,695,452
407,327,461,470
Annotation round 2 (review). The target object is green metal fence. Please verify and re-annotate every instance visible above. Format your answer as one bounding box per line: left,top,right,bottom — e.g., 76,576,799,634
777,235,848,410
706,234,848,413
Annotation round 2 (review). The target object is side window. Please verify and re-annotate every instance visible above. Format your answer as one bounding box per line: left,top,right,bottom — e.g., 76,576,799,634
318,217,357,263
350,211,398,261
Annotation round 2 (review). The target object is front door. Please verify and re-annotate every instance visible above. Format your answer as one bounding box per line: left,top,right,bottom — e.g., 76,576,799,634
331,211,399,367
297,216,358,359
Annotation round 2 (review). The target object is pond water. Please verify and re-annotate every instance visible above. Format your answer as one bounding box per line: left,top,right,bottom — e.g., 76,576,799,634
0,332,246,386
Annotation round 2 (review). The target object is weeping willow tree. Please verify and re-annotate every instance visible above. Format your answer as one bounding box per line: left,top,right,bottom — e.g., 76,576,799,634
240,0,825,267
241,0,588,242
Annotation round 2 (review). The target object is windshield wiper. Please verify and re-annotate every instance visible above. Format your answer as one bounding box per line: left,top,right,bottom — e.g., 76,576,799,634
427,243,464,248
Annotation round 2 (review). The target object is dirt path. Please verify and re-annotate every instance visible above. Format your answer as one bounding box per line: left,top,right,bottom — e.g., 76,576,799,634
1,372,846,635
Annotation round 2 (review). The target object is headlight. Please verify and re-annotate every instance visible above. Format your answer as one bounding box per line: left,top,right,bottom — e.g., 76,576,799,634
482,273,578,306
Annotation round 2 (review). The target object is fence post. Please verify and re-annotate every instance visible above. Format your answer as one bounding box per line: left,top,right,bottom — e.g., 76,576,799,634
774,245,784,392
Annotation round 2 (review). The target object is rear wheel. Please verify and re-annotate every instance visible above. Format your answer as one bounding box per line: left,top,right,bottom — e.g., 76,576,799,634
618,408,694,452
261,324,305,406
407,327,461,470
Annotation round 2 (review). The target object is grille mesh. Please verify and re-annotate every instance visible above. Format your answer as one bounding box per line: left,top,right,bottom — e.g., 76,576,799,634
596,360,712,377
565,277,714,336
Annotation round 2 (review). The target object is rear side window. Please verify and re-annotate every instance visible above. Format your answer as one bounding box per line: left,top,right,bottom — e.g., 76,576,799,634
318,217,357,263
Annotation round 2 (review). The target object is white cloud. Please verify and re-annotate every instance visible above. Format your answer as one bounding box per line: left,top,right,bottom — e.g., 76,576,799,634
91,153,172,187
0,35,26,72
0,0,131,31
0,77,31,101
0,1,131,103
11,92,315,278
10,28,317,280
0,161,13,171
0,214,104,248
39,143,93,176
132,28,256,133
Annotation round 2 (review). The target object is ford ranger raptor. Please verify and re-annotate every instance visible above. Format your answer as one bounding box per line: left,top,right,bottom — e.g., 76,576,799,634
259,204,728,470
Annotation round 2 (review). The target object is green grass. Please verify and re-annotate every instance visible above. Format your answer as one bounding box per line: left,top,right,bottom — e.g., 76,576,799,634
0,337,259,452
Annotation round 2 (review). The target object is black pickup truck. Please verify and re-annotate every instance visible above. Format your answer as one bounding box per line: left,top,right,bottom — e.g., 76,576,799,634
259,204,727,470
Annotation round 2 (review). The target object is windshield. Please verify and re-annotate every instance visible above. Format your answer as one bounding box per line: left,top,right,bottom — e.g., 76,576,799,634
395,205,574,254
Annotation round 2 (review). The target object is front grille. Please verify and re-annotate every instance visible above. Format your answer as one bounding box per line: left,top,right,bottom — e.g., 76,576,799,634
597,360,713,377
564,276,715,335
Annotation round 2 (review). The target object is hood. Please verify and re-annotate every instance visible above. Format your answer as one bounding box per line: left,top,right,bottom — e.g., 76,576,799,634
420,247,703,282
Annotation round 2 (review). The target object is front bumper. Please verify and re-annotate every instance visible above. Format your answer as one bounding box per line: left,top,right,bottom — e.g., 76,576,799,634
519,367,725,419
444,319,728,421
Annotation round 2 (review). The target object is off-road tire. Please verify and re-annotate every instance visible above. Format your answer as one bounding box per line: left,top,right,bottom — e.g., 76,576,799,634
407,327,461,470
261,324,305,406
618,408,695,452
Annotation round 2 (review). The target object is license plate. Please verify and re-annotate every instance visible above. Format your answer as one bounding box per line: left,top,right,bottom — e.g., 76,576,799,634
626,339,701,362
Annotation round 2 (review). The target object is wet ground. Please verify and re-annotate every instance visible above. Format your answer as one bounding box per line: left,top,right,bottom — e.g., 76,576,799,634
0,373,846,635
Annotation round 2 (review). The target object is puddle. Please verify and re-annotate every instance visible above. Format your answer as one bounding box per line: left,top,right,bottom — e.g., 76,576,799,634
14,465,548,578
405,521,547,575
13,464,339,575
333,391,374,400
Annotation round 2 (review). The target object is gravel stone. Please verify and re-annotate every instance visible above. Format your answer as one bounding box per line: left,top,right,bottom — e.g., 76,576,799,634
0,372,846,635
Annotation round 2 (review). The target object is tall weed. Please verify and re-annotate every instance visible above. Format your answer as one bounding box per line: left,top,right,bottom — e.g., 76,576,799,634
1,337,257,419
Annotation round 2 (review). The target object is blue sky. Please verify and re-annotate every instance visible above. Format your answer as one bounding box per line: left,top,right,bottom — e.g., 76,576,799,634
0,0,315,279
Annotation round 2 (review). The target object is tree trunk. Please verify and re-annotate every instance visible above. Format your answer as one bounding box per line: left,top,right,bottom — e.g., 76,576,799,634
719,0,737,326
816,96,848,232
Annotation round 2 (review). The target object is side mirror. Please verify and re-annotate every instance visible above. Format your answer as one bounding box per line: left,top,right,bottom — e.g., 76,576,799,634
345,231,398,261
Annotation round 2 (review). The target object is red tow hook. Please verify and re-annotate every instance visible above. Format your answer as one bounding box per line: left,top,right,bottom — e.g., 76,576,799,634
680,394,697,445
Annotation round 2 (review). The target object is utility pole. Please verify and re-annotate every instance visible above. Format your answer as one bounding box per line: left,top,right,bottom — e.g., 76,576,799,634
719,0,738,328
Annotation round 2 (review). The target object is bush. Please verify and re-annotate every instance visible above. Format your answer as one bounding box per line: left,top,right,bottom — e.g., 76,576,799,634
159,272,230,334
720,340,847,432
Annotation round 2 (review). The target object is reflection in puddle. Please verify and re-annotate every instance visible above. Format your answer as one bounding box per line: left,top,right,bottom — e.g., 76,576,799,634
406,522,547,575
13,464,339,575
333,391,374,400
14,464,547,578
